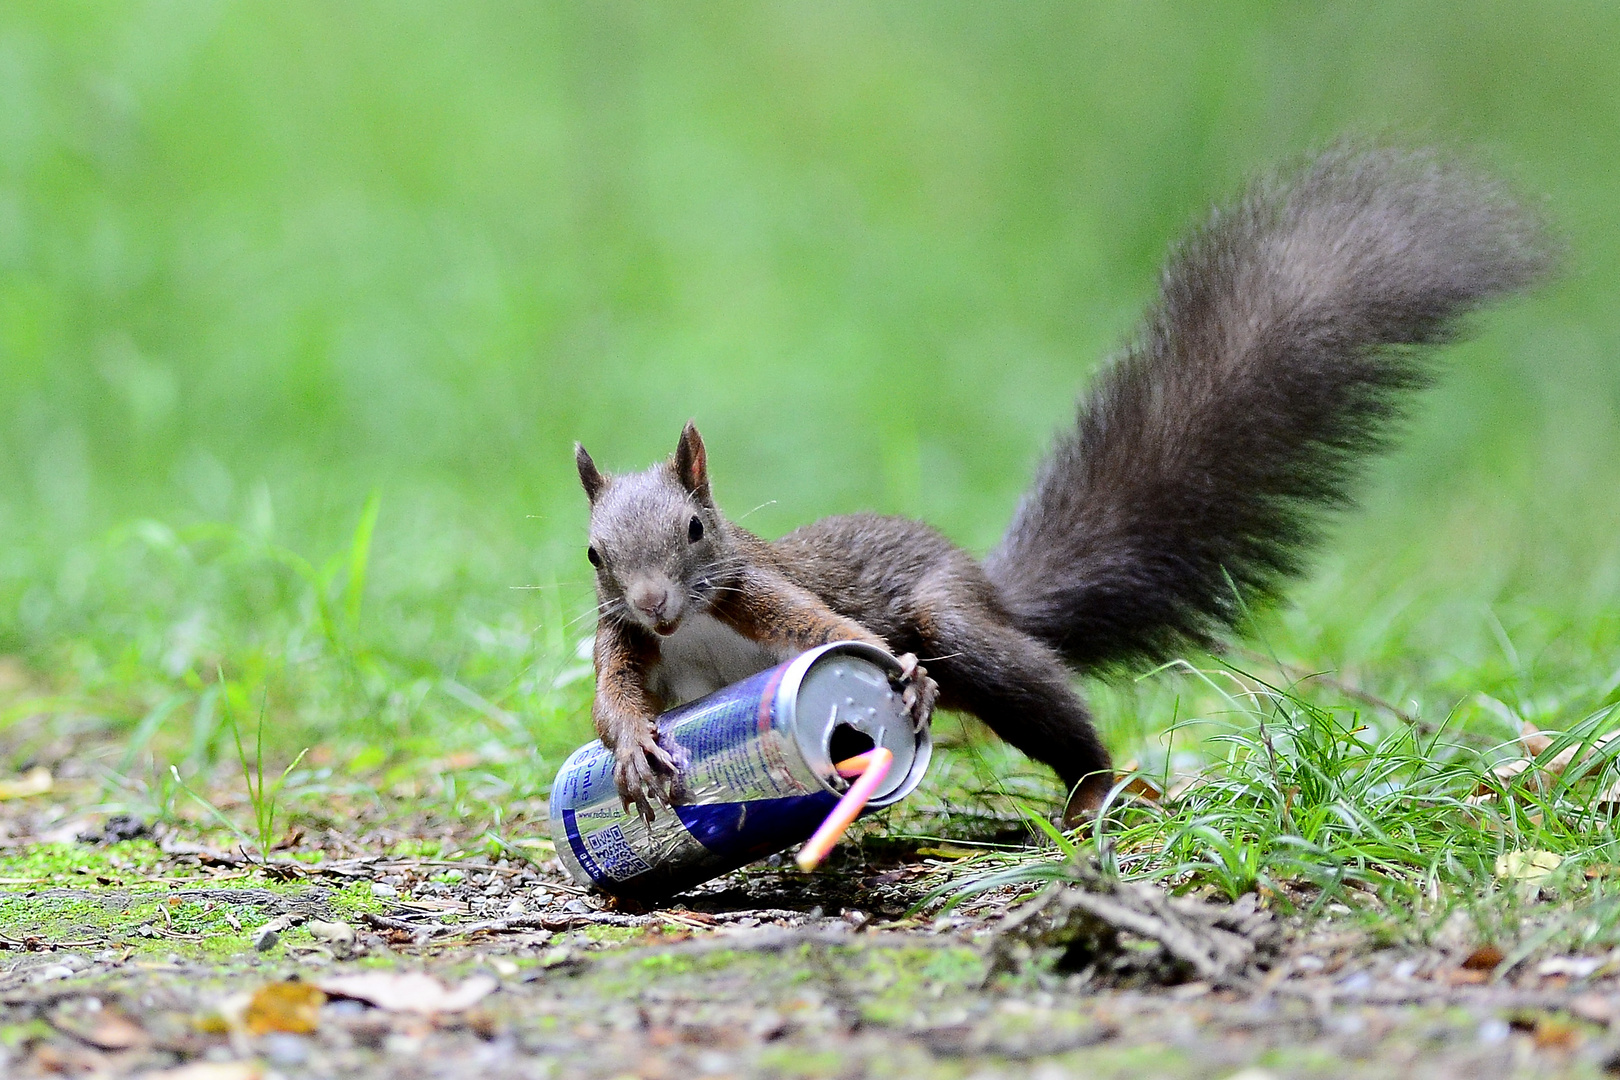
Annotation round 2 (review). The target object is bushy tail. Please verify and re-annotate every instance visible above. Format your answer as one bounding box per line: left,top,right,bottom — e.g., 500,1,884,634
983,145,1556,670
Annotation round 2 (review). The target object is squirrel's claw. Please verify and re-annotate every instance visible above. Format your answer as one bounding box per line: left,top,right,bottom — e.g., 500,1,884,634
893,652,939,732
614,728,681,823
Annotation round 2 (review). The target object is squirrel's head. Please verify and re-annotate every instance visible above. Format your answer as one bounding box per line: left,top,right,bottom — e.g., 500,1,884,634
575,421,727,636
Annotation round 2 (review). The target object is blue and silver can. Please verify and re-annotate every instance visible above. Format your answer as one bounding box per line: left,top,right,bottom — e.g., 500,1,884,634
548,641,933,901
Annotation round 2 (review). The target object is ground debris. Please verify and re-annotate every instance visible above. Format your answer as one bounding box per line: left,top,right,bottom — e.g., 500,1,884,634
987,861,1278,987
47,997,150,1050
319,971,497,1013
244,981,325,1035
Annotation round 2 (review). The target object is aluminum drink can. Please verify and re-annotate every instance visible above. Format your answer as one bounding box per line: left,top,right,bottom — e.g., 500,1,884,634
548,641,933,901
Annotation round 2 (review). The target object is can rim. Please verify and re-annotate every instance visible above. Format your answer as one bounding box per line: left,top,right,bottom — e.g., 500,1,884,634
772,641,933,809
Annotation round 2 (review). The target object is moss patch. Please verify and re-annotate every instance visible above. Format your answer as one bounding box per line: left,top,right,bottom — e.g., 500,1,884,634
0,841,173,887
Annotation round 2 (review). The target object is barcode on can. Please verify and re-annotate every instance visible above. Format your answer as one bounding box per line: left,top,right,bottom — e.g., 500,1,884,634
582,822,653,880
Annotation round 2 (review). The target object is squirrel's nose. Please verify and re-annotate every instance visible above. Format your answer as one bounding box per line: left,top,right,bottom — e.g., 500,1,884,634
627,581,674,622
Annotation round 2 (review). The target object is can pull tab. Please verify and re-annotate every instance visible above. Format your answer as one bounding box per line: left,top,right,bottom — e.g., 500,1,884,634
794,749,893,873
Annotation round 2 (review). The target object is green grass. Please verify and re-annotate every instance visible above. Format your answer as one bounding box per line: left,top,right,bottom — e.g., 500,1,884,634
0,2,1618,945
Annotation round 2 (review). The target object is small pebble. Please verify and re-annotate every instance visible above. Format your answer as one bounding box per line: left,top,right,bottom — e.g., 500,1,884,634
370,882,399,899
262,1033,309,1067
563,899,590,914
503,900,525,917
1337,971,1373,994
307,920,356,947
697,1051,733,1074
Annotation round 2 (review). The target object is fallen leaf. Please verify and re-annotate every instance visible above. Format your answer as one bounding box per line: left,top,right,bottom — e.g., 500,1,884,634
1522,722,1555,757
1520,722,1620,783
195,990,251,1035
1532,1015,1582,1051
319,971,497,1014
1537,955,1604,978
1596,780,1620,814
1495,850,1562,883
1569,993,1615,1025
82,1011,148,1050
1116,772,1163,801
244,981,326,1035
0,766,52,800
1474,724,1620,804
1475,757,1532,796
145,1064,263,1080
1461,944,1505,971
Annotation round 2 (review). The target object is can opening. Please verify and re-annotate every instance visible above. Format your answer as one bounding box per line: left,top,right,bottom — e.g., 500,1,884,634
787,643,933,806
827,723,876,780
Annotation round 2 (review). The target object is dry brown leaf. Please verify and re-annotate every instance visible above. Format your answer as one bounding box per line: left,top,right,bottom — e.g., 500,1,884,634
48,999,150,1051
1532,1015,1582,1051
244,981,326,1035
1473,723,1620,804
1597,780,1620,814
1518,722,1620,781
1522,721,1554,757
318,971,497,1014
145,1064,263,1080
1115,772,1163,801
0,766,52,800
1164,772,1212,803
75,1011,146,1051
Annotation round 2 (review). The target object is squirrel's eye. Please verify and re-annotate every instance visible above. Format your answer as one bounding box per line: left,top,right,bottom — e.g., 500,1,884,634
688,516,704,543
587,545,602,568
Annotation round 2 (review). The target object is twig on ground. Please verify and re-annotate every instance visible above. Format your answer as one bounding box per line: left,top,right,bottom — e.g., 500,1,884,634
988,862,1277,988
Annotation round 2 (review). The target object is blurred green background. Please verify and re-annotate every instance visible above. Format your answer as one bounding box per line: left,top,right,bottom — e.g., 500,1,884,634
0,2,1616,804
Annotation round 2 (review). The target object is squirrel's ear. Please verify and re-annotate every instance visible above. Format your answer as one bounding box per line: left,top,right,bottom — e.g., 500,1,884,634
673,421,711,501
575,443,606,503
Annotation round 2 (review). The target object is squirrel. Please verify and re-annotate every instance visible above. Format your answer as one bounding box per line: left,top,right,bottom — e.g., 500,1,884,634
573,146,1554,825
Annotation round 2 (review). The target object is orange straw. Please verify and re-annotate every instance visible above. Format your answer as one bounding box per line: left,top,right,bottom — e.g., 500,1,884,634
834,750,879,778
795,747,893,872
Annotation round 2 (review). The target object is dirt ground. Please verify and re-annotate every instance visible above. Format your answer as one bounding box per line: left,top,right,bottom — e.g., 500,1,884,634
3,790,1620,1080
0,721,1613,1080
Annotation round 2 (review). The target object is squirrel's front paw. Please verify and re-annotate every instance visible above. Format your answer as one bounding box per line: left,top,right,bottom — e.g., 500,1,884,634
894,653,939,732
613,730,680,823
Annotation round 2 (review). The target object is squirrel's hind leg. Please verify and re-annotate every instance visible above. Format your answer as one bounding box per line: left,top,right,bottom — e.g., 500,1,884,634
918,608,1113,826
